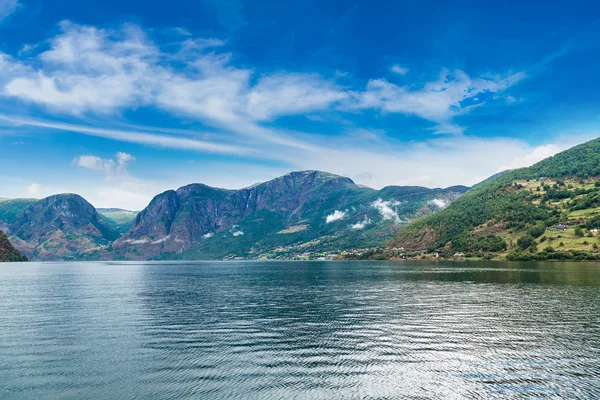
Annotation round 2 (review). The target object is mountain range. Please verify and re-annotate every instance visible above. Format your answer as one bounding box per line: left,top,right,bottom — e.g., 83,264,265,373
0,171,467,261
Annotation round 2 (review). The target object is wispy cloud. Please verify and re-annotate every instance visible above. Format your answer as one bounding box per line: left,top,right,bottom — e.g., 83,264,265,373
0,114,252,155
350,69,525,134
428,198,449,209
390,64,408,75
372,199,401,223
73,152,135,176
0,0,19,22
0,21,526,144
350,217,371,230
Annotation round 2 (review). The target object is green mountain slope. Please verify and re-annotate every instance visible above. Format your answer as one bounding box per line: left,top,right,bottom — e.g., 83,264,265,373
0,230,27,262
389,137,600,260
0,198,38,226
109,171,468,260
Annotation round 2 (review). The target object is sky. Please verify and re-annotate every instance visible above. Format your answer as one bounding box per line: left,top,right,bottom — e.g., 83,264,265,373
0,0,599,209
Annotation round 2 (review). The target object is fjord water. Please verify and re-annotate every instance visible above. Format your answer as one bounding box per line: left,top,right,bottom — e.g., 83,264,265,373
1,262,599,399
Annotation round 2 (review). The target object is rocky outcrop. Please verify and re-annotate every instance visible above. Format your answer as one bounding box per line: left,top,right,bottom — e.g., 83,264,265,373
0,230,27,262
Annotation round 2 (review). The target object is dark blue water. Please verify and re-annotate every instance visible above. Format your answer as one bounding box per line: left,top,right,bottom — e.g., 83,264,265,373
1,261,600,399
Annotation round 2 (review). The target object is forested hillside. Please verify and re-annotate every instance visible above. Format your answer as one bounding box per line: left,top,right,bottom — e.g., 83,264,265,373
389,138,600,260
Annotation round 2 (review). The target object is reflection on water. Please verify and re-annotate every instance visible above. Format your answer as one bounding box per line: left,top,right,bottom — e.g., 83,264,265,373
0,261,599,399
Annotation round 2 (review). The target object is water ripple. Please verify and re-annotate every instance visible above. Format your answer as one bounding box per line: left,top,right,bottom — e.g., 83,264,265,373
1,261,600,399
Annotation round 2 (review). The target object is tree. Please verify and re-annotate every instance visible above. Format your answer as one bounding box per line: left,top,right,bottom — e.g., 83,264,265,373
575,227,584,237
517,235,536,250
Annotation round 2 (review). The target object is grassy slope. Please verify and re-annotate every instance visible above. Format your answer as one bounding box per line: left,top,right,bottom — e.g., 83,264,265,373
390,137,600,260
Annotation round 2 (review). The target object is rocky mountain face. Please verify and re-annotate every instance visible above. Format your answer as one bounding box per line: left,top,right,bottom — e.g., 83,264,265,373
111,171,468,260
0,171,468,261
5,194,119,261
0,230,27,262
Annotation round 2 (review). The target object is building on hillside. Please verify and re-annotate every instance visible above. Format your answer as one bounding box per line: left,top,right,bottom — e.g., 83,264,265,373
454,252,465,257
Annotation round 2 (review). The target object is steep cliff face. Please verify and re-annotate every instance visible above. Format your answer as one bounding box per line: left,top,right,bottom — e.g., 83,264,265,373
112,171,467,260
0,230,27,262
7,194,119,260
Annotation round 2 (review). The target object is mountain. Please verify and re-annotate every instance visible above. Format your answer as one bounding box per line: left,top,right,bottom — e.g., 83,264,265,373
108,171,468,260
97,208,139,234
0,198,38,230
389,137,600,260
5,194,120,261
0,230,27,262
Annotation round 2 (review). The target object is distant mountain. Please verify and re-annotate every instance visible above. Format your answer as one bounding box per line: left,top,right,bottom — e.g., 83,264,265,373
0,230,27,262
109,171,468,260
389,137,600,261
5,194,120,261
97,208,139,234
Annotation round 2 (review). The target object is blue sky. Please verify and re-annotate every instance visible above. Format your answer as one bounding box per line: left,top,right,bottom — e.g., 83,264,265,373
0,0,599,209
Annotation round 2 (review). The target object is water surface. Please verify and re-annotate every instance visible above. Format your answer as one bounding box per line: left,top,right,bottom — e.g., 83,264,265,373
1,261,599,399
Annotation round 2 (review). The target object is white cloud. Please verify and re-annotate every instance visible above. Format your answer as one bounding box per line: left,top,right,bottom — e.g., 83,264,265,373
173,27,192,36
70,152,157,210
0,115,249,156
326,210,346,223
428,198,449,209
390,64,408,75
498,144,562,171
350,69,525,134
232,230,244,236
246,73,347,121
202,232,214,239
0,21,527,149
152,236,170,244
75,155,102,170
372,199,401,223
25,182,42,197
350,217,371,230
73,152,134,176
0,0,19,22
